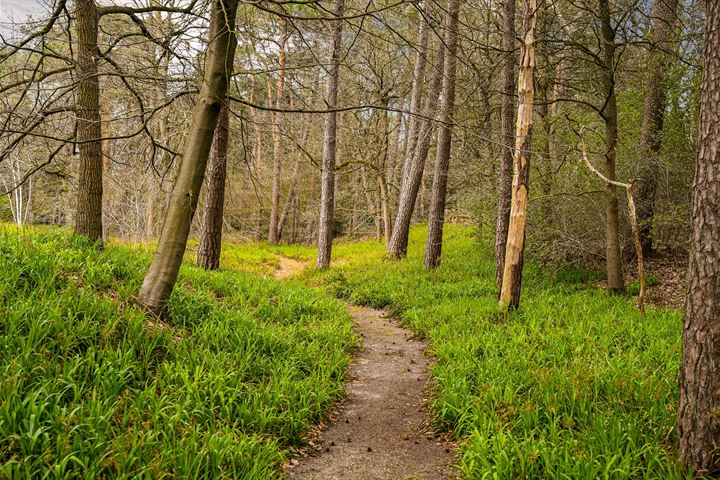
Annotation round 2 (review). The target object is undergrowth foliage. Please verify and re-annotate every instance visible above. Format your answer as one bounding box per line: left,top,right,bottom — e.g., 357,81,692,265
284,226,688,479
0,227,358,478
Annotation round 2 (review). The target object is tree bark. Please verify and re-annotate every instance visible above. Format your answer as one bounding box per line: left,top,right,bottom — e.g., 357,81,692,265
138,0,239,316
495,0,517,286
196,105,229,270
423,0,460,269
388,38,445,258
401,4,430,183
677,1,720,473
498,0,536,310
268,20,288,244
73,0,104,243
635,0,680,255
316,0,345,269
599,0,625,292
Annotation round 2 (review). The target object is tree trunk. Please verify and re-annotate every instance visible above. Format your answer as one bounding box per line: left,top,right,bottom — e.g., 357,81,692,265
677,2,720,473
388,39,445,258
498,0,536,310
138,0,239,316
74,0,104,243
495,0,517,286
197,105,229,270
599,0,625,292
268,20,288,244
423,0,460,269
401,4,430,182
316,0,345,269
635,0,680,255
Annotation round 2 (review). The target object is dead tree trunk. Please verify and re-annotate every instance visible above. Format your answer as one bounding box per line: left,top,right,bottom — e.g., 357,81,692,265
636,0,680,255
423,0,460,269
268,20,288,244
316,0,345,270
498,0,536,310
677,2,720,473
388,38,445,258
197,105,229,270
138,0,239,316
74,0,104,243
599,0,625,292
495,0,517,286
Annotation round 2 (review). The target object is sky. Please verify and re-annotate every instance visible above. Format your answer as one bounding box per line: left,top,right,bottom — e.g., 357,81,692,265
0,0,46,39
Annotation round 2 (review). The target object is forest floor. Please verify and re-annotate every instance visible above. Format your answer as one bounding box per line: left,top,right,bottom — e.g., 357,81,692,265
274,257,457,479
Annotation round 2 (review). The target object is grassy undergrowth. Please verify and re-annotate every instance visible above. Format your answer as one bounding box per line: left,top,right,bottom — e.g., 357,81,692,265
0,226,358,478
265,226,688,479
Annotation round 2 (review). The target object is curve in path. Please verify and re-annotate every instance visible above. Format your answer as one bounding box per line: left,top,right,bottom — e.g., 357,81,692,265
276,256,456,480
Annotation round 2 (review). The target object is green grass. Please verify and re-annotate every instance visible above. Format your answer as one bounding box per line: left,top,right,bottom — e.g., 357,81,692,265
265,225,688,479
0,226,358,478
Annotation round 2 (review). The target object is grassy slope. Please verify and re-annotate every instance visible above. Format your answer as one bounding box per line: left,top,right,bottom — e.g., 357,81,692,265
0,227,358,479
263,225,688,479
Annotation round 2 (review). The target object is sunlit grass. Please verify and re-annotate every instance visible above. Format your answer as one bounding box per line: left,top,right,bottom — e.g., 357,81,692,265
0,226,358,478
259,225,689,479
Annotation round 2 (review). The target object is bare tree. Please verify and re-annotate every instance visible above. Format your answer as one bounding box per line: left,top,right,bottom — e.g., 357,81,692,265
495,0,517,287
268,19,288,245
316,0,345,269
138,0,239,315
74,0,104,242
388,32,445,259
423,0,460,269
636,0,681,255
498,0,536,310
677,1,720,472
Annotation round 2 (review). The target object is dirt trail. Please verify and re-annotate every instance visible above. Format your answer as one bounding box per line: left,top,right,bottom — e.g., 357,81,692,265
274,256,307,279
274,257,456,480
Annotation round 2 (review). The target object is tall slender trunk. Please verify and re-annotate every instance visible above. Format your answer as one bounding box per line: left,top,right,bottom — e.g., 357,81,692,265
388,39,445,258
74,0,103,243
316,0,345,269
498,0,536,310
138,0,239,316
360,165,382,241
402,5,430,182
636,0,680,255
197,105,229,270
268,20,288,244
423,0,460,269
677,2,720,473
495,0,517,286
598,0,625,292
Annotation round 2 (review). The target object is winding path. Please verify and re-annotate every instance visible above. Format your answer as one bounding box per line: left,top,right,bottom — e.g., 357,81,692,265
275,257,457,480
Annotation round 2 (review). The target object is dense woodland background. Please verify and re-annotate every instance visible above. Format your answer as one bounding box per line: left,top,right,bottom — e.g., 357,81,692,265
0,0,703,263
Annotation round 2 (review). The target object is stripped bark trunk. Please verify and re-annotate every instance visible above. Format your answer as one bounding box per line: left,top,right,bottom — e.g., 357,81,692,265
138,0,239,316
197,105,229,270
599,0,625,292
423,0,460,269
498,0,536,309
495,0,517,286
316,0,345,269
677,2,720,472
388,38,445,258
74,0,104,243
636,0,680,255
268,20,288,244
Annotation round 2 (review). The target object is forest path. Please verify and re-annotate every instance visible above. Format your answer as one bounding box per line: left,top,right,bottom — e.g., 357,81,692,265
274,256,457,480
